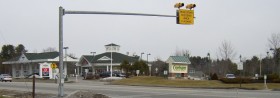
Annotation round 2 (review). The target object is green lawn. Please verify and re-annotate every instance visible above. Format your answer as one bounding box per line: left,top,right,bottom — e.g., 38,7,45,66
111,76,280,90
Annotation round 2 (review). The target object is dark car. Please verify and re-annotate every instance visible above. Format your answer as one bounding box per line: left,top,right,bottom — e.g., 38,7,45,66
99,71,126,78
83,72,99,79
99,72,111,78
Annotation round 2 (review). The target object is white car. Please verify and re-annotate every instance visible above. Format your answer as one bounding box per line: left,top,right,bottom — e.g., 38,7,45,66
0,74,12,82
225,74,236,79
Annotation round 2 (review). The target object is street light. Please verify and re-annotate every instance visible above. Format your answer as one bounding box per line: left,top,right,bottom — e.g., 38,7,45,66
141,52,144,60
239,54,242,88
110,44,113,77
270,48,277,75
90,52,96,75
266,51,270,74
207,53,210,79
147,53,151,76
90,52,96,56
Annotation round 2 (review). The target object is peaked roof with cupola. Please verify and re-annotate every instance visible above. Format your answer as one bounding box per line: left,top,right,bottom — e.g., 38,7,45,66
76,43,139,66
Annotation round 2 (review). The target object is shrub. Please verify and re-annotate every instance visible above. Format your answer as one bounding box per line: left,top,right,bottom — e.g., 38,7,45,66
211,73,219,80
220,78,253,84
272,79,280,83
267,73,279,80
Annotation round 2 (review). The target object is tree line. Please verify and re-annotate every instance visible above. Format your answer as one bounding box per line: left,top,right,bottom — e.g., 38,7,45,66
0,44,26,74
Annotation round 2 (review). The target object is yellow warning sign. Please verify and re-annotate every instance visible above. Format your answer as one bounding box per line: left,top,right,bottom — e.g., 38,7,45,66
51,63,57,69
178,9,194,25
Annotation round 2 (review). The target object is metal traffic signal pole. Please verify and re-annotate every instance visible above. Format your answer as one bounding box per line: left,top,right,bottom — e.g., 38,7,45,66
58,7,64,97
58,6,177,97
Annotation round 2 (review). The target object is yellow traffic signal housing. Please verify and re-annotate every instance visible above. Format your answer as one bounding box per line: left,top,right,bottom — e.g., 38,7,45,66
186,4,196,10
174,3,184,9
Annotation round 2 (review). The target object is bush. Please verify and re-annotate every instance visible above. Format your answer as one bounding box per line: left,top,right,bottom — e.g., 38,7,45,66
272,78,280,83
220,78,253,84
211,73,219,80
267,73,279,80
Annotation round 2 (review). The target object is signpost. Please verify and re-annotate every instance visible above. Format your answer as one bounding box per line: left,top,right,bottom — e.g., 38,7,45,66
237,62,243,70
237,62,243,88
164,70,168,78
136,70,140,76
264,75,268,89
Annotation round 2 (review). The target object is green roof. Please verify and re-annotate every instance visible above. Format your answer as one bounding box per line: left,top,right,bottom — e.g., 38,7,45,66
24,52,59,60
169,56,191,64
83,52,139,63
83,55,94,62
105,43,119,46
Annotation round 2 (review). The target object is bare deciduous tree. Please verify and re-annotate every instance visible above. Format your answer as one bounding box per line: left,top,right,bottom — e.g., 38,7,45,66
268,33,280,50
268,33,280,75
42,47,57,52
218,40,236,60
174,47,190,57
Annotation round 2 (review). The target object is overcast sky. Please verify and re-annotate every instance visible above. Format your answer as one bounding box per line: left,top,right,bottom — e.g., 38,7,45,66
1,0,280,61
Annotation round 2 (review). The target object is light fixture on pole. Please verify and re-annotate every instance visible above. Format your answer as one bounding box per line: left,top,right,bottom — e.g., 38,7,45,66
90,51,96,75
147,53,151,76
207,53,210,79
90,52,96,56
141,52,144,60
110,44,113,77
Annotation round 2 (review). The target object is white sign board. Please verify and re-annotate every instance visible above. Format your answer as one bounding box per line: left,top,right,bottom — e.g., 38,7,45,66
136,70,140,76
237,62,243,70
164,70,168,75
39,62,53,79
170,64,187,73
85,69,89,73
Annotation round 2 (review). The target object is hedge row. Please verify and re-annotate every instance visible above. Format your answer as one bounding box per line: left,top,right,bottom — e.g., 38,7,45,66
220,78,280,83
220,78,253,84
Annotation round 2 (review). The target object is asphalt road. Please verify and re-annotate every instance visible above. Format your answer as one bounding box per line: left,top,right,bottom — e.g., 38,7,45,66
0,78,280,98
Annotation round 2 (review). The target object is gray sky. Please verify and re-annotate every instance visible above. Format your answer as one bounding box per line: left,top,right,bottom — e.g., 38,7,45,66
0,0,280,61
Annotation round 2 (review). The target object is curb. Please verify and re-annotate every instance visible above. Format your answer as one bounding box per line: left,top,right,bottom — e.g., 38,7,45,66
110,83,272,90
64,90,80,98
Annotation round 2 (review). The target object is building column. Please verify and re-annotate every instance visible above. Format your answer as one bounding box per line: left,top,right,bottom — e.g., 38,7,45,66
29,64,32,74
12,64,16,78
77,67,80,75
20,64,24,78
64,63,67,75
107,65,109,71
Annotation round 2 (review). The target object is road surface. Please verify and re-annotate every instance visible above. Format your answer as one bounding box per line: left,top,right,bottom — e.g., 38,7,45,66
0,79,279,98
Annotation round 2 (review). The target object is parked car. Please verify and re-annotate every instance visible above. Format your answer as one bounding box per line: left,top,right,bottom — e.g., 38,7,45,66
225,74,236,79
83,72,94,79
99,71,126,78
0,74,12,82
115,72,126,77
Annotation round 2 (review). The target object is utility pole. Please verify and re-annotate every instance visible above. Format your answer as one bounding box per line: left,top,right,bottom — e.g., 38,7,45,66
58,6,64,97
147,53,151,76
259,54,262,77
